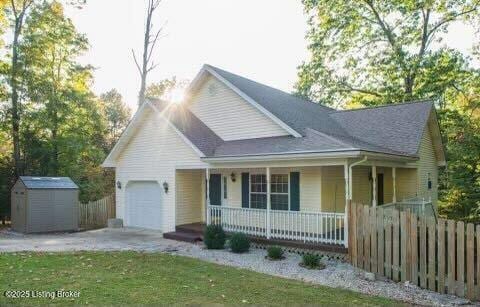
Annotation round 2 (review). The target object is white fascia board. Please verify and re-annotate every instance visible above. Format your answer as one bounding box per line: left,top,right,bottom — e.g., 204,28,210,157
201,150,417,164
202,150,362,163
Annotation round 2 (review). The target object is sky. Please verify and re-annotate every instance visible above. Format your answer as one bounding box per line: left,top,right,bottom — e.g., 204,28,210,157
64,0,478,111
65,0,309,110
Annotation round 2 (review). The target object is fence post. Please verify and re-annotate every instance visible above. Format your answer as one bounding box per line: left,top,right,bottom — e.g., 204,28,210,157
447,219,456,295
457,221,465,297
466,223,475,300
438,219,446,294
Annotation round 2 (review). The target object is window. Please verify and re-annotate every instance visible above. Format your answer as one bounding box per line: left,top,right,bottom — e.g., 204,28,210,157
250,174,266,209
223,176,227,199
271,174,289,210
249,173,290,210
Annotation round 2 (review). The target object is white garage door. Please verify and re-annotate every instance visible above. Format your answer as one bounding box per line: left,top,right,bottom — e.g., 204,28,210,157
126,181,162,230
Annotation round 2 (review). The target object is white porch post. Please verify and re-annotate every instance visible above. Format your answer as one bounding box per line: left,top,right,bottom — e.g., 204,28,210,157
266,167,271,239
372,165,377,207
392,167,397,203
344,163,349,248
206,168,211,225
344,163,350,204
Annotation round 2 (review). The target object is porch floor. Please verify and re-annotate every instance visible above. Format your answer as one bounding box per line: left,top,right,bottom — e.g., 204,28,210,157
164,223,347,254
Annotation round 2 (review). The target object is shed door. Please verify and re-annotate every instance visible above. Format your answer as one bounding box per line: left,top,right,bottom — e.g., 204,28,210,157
126,181,162,230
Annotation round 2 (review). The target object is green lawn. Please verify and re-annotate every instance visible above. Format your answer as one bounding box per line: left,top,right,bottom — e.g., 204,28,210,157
1,252,400,306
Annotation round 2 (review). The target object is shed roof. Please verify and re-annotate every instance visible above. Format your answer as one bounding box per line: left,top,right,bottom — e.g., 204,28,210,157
19,177,79,189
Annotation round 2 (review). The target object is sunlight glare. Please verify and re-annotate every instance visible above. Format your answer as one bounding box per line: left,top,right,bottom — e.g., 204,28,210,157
165,87,186,105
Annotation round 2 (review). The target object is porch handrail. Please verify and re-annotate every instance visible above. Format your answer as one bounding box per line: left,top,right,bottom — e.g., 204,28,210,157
207,205,346,246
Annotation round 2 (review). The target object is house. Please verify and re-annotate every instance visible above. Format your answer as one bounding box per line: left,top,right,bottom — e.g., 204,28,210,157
102,64,445,247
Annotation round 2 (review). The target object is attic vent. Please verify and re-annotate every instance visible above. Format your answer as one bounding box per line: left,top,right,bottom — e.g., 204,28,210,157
208,84,218,96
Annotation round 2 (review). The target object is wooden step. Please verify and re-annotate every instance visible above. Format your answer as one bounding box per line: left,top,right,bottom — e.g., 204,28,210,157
175,223,204,234
163,231,203,243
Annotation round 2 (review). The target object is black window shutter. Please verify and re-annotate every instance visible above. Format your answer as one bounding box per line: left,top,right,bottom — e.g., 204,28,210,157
241,173,249,208
290,172,300,211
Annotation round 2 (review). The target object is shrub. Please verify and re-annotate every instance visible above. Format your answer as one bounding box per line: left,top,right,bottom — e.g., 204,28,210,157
204,224,226,249
266,246,284,260
229,232,250,253
301,253,325,269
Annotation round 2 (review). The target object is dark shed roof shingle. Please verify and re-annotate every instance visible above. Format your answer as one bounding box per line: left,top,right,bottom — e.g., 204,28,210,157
20,177,79,189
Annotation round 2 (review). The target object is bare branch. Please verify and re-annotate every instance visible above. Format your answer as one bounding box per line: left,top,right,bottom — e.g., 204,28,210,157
363,0,397,49
146,27,163,63
131,49,142,76
340,81,382,97
147,62,159,72
427,7,478,40
10,0,18,16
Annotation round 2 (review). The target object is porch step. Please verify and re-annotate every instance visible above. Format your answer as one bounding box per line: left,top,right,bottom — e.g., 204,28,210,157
163,231,203,243
175,223,204,234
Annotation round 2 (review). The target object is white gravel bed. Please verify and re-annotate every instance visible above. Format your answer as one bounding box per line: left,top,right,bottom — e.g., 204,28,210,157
0,227,474,306
171,243,472,306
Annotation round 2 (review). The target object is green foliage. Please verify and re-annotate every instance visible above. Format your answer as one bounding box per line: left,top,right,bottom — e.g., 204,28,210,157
437,107,480,223
0,0,123,212
266,246,284,260
301,253,324,269
100,89,131,148
297,0,480,222
145,77,189,101
203,224,226,249
229,232,250,253
296,0,480,106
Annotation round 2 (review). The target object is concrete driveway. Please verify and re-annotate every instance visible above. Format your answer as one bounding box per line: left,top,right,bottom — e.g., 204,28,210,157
0,228,190,252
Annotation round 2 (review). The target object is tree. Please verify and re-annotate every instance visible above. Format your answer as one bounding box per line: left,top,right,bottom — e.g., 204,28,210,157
145,77,188,100
297,0,480,222
132,0,163,105
6,0,35,177
20,0,89,174
100,89,131,148
296,0,480,107
16,1,112,202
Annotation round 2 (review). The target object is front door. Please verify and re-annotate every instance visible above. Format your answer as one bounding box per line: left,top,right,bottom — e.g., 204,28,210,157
377,173,384,205
209,174,222,206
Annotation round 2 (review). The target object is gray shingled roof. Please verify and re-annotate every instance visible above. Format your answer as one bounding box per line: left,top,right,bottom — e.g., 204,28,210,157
152,101,223,156
152,65,435,159
20,177,79,189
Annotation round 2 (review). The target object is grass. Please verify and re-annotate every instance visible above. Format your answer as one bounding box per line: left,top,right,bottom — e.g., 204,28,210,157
0,251,400,306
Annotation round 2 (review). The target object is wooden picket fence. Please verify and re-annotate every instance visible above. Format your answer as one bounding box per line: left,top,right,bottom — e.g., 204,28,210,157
347,202,480,301
78,195,115,229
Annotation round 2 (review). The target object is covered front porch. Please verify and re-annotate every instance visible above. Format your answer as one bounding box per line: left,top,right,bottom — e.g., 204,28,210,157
174,157,420,248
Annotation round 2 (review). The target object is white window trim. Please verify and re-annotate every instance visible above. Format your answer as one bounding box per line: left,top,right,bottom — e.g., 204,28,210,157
249,173,267,209
271,173,290,211
248,173,290,210
222,175,228,206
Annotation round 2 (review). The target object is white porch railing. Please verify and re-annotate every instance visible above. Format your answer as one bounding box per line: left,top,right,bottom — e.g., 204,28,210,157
208,205,346,246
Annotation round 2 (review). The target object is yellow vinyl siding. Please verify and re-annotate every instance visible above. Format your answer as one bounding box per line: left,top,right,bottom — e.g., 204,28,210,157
351,166,370,205
175,170,204,225
321,166,346,213
115,111,205,232
396,168,418,201
188,76,290,141
417,127,438,205
211,167,322,212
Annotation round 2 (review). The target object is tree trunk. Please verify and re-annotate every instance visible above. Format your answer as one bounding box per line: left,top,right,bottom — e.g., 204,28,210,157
137,1,153,105
11,19,23,177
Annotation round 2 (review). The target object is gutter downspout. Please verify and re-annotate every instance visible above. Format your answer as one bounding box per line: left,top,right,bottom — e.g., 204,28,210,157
348,156,368,201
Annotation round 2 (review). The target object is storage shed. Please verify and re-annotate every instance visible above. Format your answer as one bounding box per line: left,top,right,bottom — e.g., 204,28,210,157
11,177,79,233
